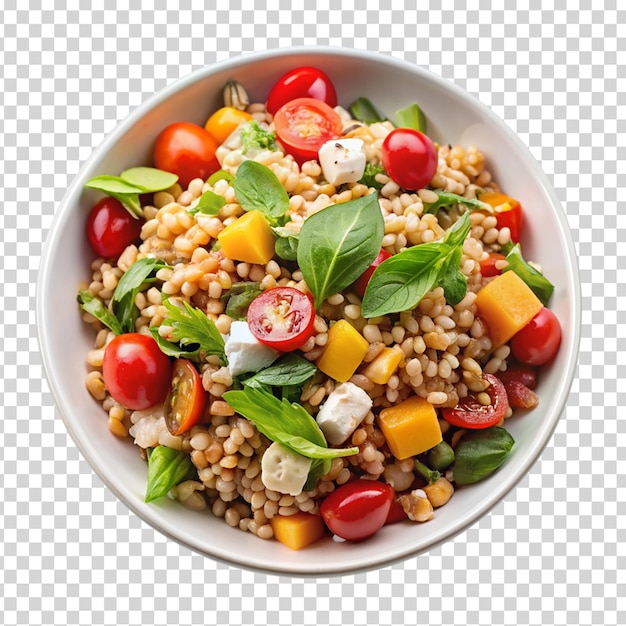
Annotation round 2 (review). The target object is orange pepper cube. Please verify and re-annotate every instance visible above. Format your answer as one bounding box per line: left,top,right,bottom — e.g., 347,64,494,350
217,209,275,265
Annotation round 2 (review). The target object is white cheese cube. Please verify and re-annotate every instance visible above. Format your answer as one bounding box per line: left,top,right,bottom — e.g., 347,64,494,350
261,442,312,496
315,382,373,445
224,320,280,377
318,138,366,186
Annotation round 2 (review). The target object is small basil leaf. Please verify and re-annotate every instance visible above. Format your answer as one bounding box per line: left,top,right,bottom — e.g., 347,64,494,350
502,243,555,306
208,170,235,186
189,190,226,216
438,246,467,305
297,192,384,309
423,189,492,215
395,103,427,133
222,281,263,319
304,458,332,491
233,159,289,223
348,97,384,124
85,175,146,195
145,445,197,502
149,327,201,361
77,289,123,336
272,226,299,261
242,353,317,388
120,167,179,193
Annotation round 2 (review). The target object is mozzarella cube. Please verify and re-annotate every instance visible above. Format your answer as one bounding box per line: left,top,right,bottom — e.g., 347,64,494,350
224,320,280,377
318,138,367,186
261,442,312,496
315,382,373,445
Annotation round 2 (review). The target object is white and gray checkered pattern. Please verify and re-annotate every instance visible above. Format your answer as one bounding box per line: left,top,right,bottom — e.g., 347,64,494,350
1,1,623,625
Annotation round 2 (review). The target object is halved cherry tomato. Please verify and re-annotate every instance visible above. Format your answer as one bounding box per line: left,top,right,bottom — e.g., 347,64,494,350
441,373,509,429
273,97,343,164
247,286,316,352
381,128,438,191
266,66,337,116
510,307,561,366
164,358,206,436
479,252,507,277
204,106,253,145
320,480,394,541
501,379,539,409
153,122,219,189
479,191,523,243
102,334,172,411
353,249,392,297
86,196,143,258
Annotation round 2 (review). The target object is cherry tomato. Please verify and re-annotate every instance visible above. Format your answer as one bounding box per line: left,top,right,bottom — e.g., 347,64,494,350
510,307,562,366
102,333,172,411
320,480,394,542
353,249,392,297
496,361,538,390
381,128,438,191
479,191,523,243
478,252,507,277
86,196,142,258
501,379,539,409
164,358,206,436
153,122,219,189
441,373,509,429
204,106,253,145
273,97,343,164
384,498,409,525
247,287,315,352
266,66,337,115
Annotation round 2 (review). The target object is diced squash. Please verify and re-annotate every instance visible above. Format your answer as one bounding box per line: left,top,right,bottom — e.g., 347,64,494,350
362,346,404,385
270,512,326,550
316,319,369,382
475,270,543,348
217,209,275,265
478,191,520,211
377,395,442,460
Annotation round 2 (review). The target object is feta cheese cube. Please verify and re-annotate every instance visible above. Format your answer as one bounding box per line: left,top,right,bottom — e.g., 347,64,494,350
315,382,373,445
318,138,367,187
224,320,280,377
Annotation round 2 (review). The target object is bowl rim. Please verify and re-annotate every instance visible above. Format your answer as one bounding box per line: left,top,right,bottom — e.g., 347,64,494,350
37,45,581,576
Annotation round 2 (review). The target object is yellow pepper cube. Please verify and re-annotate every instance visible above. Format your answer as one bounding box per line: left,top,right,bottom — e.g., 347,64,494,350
316,319,369,383
362,346,404,385
377,395,442,460
475,270,543,348
217,209,275,265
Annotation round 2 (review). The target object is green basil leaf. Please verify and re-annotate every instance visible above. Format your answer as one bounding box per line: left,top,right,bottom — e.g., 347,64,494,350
358,162,385,191
189,190,226,216
242,353,317,388
304,458,332,491
451,426,515,485
208,169,235,186
85,175,146,195
442,210,472,248
77,289,123,336
438,246,467,305
120,167,179,192
222,281,263,319
233,159,289,223
149,327,201,361
348,97,384,124
271,432,359,460
502,243,555,306
159,297,226,363
395,103,427,133
272,226,299,261
423,189,492,215
145,445,197,502
297,192,384,309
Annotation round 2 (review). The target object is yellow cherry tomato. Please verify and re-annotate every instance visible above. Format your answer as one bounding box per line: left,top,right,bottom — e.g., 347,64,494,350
204,106,253,144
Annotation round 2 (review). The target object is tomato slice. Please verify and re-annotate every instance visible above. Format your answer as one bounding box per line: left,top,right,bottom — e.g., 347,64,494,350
247,287,316,352
266,66,337,115
479,192,523,243
441,373,509,429
164,358,206,436
273,97,343,164
353,249,392,297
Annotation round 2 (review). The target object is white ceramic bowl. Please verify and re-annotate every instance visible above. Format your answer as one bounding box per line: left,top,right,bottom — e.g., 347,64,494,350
38,47,580,575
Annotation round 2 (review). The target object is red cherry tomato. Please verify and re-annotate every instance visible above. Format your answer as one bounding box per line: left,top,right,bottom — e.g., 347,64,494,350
510,307,562,366
441,373,509,429
164,358,206,436
247,287,316,352
381,128,438,191
266,66,337,115
496,361,538,390
478,252,506,277
320,480,395,542
353,249,392,297
479,192,523,243
153,122,219,189
384,498,409,525
273,97,343,164
86,196,142,258
102,333,172,411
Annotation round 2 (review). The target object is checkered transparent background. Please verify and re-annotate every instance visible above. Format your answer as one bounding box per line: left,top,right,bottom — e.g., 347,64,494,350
1,1,623,625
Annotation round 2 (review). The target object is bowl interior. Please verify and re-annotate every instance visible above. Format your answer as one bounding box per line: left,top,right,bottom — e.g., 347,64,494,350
38,48,580,575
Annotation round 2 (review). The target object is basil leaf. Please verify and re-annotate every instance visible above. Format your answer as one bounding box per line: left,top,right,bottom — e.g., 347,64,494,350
149,328,201,361
438,246,467,305
242,353,317,388
145,445,197,502
272,226,299,261
443,210,473,248
112,257,169,332
85,175,146,195
358,162,385,191
233,159,289,224
77,289,123,336
208,169,235,186
159,297,226,364
502,243,555,306
395,103,427,133
304,458,332,491
451,426,515,485
348,97,384,124
222,281,263,319
189,190,226,216
120,167,178,192
297,192,384,309
423,189,492,215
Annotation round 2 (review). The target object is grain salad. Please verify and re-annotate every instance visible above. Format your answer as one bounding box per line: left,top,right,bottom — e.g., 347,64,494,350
78,66,561,548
